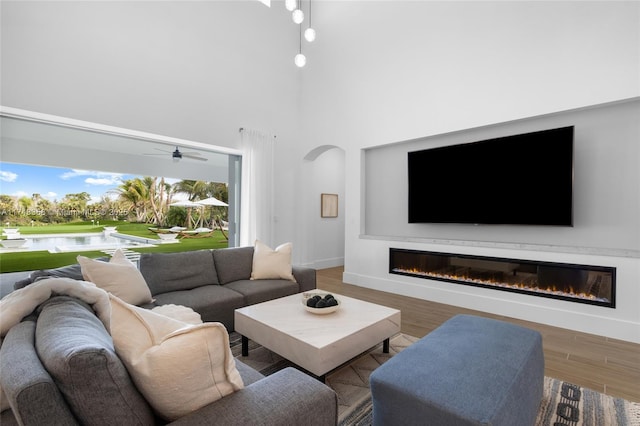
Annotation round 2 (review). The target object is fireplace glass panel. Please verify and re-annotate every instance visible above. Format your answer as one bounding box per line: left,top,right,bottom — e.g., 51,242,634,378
389,249,615,308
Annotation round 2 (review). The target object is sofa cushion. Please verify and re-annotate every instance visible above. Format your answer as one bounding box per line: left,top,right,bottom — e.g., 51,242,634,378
140,250,219,294
250,240,296,281
0,320,77,426
234,360,265,387
213,246,254,284
225,279,299,306
292,266,317,293
109,295,244,421
77,250,153,305
15,265,83,290
13,258,111,290
35,296,155,426
152,285,245,329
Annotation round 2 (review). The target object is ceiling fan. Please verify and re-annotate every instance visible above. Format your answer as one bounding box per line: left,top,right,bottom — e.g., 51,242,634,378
145,146,207,162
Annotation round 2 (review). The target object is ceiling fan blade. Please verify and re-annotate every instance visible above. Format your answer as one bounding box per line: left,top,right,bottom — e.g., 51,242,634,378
144,147,172,156
182,154,208,161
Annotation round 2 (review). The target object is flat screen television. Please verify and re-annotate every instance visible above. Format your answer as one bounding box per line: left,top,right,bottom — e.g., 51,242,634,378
408,126,574,226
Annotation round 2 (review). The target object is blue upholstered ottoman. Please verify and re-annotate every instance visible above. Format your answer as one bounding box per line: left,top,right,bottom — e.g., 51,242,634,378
370,314,544,426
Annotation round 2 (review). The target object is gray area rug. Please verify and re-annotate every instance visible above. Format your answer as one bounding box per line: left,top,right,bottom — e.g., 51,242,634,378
229,333,640,426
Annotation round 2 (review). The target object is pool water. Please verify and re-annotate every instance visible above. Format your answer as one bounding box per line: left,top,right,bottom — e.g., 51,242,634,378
3,233,152,253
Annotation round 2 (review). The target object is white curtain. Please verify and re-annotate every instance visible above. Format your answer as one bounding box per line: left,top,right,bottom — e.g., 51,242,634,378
239,128,275,247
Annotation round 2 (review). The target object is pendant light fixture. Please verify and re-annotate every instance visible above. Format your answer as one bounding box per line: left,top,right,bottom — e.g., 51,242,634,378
304,0,316,42
292,0,304,24
294,24,306,67
285,0,296,12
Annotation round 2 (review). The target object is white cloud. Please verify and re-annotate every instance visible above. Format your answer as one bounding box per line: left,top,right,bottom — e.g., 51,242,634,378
44,191,57,199
0,171,18,182
60,169,90,179
85,178,117,186
60,169,124,186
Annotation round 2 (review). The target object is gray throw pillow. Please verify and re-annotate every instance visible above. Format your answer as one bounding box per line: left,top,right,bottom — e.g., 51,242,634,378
35,296,155,426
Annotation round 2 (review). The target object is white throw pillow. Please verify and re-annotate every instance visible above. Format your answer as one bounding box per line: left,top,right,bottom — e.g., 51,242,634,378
77,249,153,306
250,240,296,281
109,295,244,421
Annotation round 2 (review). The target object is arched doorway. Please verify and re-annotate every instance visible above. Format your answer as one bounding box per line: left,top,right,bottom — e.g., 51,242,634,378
302,145,345,269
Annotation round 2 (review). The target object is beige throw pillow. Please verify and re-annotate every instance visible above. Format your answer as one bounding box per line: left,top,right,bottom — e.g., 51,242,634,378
250,240,296,281
109,295,244,421
77,249,153,306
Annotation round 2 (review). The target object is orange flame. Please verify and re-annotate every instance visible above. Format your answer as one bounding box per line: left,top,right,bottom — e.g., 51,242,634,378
394,267,600,301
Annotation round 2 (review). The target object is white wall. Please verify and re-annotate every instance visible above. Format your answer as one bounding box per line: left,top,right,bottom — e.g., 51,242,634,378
301,1,639,150
299,1,640,342
1,1,299,149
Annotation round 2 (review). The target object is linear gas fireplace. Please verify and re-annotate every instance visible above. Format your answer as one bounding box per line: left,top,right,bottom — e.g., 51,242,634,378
389,248,615,308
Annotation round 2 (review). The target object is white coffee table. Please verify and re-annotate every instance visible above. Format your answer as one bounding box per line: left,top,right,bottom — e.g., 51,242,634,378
234,292,401,380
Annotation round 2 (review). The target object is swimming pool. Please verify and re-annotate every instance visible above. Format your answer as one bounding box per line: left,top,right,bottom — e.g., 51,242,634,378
0,232,156,253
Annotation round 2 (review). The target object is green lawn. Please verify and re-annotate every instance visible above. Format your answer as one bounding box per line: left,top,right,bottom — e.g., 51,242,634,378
0,221,229,273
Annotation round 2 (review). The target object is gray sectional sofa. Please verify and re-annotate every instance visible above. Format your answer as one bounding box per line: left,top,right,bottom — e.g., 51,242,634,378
0,296,338,426
1,247,337,425
13,246,317,331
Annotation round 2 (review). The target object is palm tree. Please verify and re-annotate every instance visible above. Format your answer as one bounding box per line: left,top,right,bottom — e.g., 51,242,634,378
173,180,209,201
113,179,149,222
31,193,42,209
172,180,209,228
58,192,91,221
144,177,162,225
203,182,229,228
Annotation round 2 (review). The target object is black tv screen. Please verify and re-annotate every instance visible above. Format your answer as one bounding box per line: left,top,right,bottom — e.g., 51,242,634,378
408,126,574,226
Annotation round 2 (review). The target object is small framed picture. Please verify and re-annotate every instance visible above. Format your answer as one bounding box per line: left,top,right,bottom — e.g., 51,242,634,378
321,193,338,218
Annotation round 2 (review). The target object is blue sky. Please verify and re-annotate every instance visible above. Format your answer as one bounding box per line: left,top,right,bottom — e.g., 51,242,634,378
0,162,139,203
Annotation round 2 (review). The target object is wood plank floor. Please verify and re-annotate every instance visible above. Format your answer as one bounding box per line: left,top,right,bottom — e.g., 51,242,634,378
316,266,640,403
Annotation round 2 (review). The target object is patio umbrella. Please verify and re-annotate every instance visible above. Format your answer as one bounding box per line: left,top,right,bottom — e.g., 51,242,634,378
196,197,228,207
196,197,228,232
169,200,203,228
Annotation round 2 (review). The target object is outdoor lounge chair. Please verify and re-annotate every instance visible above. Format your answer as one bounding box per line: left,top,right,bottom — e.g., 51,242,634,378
148,226,186,234
178,228,215,238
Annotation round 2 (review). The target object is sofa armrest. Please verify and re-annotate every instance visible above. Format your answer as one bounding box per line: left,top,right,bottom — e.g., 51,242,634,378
0,322,77,426
169,367,337,426
293,266,316,293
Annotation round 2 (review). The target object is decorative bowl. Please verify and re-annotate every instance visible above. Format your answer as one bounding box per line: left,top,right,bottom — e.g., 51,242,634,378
302,292,340,315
